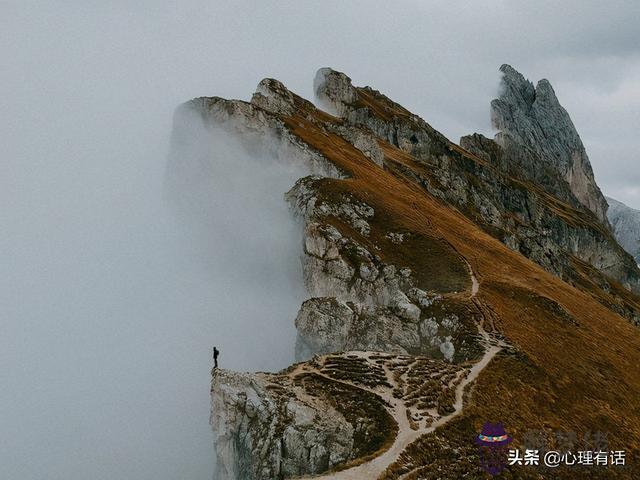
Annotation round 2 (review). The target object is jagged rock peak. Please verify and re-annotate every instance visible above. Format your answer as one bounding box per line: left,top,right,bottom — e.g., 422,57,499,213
313,67,358,116
491,64,609,225
250,77,296,115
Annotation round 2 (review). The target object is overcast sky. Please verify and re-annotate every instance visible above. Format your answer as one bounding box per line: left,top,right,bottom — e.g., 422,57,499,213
2,2,639,480
3,1,639,206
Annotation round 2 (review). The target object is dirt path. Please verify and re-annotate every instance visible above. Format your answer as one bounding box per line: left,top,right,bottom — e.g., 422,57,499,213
301,260,502,480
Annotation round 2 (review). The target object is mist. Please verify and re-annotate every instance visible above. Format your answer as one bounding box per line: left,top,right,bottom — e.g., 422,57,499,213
1,3,309,479
164,104,310,373
2,1,639,479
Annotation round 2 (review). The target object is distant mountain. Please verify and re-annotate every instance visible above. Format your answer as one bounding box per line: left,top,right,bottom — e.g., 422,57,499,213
607,196,640,263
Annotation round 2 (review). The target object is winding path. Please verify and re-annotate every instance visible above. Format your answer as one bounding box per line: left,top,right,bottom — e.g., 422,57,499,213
302,260,503,480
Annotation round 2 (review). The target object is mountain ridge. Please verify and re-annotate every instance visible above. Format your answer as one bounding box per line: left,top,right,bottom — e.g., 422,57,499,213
167,66,640,478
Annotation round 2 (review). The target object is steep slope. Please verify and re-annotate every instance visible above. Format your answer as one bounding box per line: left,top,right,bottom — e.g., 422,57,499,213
168,69,640,479
316,66,640,324
607,196,640,263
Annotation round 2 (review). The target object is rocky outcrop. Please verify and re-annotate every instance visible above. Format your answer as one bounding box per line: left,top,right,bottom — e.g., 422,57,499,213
286,177,478,362
210,363,396,480
607,196,640,263
210,352,471,480
491,64,609,225
211,369,350,479
172,90,346,183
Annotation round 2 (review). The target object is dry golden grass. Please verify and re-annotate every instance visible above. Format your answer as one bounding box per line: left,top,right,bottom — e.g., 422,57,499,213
278,90,640,477
295,372,399,471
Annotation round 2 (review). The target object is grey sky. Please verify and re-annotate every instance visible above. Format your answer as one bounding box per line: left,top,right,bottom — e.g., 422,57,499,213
3,1,638,204
1,2,639,480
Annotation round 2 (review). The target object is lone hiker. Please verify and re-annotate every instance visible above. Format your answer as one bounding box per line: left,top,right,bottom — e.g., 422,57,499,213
213,346,220,369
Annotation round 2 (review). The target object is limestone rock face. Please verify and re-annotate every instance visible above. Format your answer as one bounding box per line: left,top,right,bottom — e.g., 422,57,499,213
491,64,609,224
177,96,345,181
314,67,358,116
211,368,370,480
210,352,467,480
607,196,640,263
286,176,476,362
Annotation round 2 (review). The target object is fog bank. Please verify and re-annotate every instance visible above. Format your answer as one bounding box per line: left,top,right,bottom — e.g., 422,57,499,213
1,4,307,479
1,70,306,480
164,104,310,372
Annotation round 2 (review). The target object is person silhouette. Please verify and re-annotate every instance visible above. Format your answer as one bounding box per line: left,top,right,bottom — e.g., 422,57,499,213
213,347,220,369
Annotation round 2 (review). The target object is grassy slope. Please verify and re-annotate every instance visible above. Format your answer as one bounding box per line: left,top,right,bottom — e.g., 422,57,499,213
279,95,640,477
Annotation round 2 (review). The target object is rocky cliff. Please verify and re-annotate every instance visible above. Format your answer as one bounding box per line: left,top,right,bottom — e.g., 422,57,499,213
607,196,640,263
167,66,640,479
210,352,476,480
210,364,395,480
286,176,481,363
491,64,610,224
